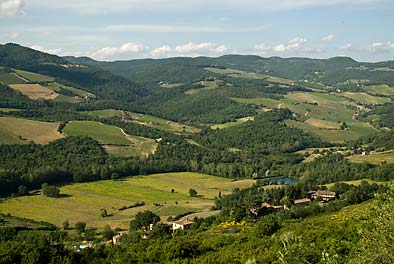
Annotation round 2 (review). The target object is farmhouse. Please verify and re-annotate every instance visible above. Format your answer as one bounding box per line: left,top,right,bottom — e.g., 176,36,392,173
172,219,193,231
261,202,283,209
311,190,336,201
293,198,311,205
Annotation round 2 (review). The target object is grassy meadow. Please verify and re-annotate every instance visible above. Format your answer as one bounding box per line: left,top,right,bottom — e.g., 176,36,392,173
348,150,394,165
9,84,59,100
0,72,26,85
14,69,55,82
63,121,132,145
0,172,256,229
0,116,64,144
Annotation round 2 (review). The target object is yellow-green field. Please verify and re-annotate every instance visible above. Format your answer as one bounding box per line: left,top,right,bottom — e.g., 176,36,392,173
0,116,64,144
0,172,256,229
305,118,340,130
210,116,254,129
366,84,394,96
14,69,54,83
63,121,132,145
205,67,294,85
129,112,200,134
348,150,394,165
338,92,391,105
0,72,26,85
9,84,60,100
286,119,377,143
324,179,387,189
64,121,157,157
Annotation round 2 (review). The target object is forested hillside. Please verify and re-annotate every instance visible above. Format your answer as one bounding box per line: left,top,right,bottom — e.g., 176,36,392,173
1,43,394,263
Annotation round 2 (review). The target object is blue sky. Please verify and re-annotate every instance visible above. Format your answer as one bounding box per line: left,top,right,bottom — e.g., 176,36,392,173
0,0,393,61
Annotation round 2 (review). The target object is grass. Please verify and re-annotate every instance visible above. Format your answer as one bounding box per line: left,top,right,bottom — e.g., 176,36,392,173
210,116,254,129
0,116,64,144
63,121,132,145
14,69,54,82
365,84,394,96
104,136,157,158
324,179,387,189
0,72,26,85
9,84,59,100
305,118,340,130
0,107,20,113
205,67,294,85
0,129,25,144
286,119,377,143
0,172,256,229
47,82,96,98
348,150,394,165
129,112,200,134
83,109,124,119
338,92,391,105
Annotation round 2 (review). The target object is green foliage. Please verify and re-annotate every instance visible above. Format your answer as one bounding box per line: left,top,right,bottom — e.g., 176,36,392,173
196,109,326,153
41,183,60,198
75,221,86,233
130,211,160,231
189,188,198,197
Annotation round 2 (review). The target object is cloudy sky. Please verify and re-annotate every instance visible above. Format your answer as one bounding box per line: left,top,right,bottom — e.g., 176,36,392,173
0,0,393,61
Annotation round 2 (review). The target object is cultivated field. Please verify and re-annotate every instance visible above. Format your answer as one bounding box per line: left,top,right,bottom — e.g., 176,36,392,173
0,116,64,144
0,72,26,85
210,116,255,129
348,150,394,165
63,121,132,145
305,118,340,130
9,84,59,100
205,67,294,85
47,82,96,98
0,172,256,229
129,112,200,134
365,84,394,96
286,119,377,143
338,92,391,105
64,121,157,157
14,69,54,82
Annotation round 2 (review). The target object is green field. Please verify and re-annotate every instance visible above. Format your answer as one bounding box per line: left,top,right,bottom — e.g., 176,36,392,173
210,116,254,129
83,109,124,119
130,113,200,134
348,150,394,165
104,136,157,157
47,82,96,98
324,179,387,189
185,80,220,95
0,107,20,112
205,67,294,85
0,129,25,144
0,116,64,144
338,92,391,105
14,69,54,82
286,119,377,142
63,121,132,145
0,72,26,84
0,172,256,229
365,84,394,96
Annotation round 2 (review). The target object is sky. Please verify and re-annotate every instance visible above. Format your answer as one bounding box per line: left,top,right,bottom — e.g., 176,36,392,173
0,0,393,62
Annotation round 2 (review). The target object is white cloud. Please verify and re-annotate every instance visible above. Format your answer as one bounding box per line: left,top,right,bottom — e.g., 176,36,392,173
0,0,24,16
340,43,353,50
90,42,145,59
368,42,394,53
322,34,336,41
174,42,227,56
27,0,388,14
255,37,307,53
150,45,172,58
